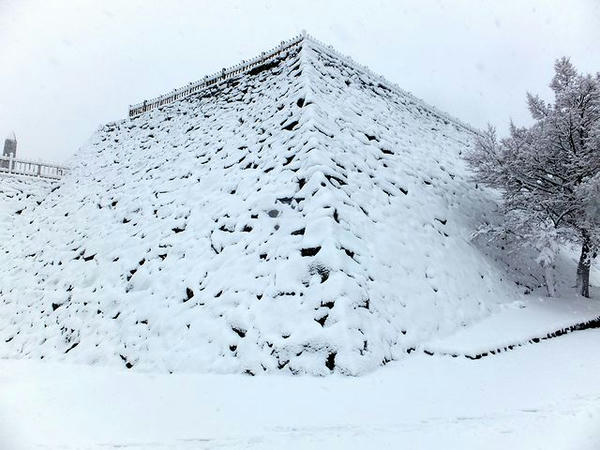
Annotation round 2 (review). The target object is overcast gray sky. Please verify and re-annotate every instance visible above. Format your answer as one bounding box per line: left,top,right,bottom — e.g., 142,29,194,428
1,0,599,162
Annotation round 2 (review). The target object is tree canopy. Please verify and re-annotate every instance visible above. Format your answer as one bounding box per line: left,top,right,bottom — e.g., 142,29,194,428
467,58,600,297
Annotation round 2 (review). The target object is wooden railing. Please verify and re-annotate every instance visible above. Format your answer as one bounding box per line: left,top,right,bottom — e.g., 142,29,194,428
0,155,69,180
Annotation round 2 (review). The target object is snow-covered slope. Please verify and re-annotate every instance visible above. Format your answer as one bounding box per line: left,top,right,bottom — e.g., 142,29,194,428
0,37,523,375
0,175,54,240
424,296,600,357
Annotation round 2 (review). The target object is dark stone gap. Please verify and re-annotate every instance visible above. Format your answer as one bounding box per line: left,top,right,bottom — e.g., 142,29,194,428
247,59,280,76
282,120,299,131
65,342,79,354
301,247,321,257
321,300,335,309
232,327,247,338
325,352,336,371
315,314,328,327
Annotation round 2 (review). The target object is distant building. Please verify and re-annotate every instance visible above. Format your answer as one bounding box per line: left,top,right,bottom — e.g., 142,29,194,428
1,132,17,170
3,132,17,158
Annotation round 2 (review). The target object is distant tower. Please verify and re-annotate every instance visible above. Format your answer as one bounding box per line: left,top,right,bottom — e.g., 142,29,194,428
3,132,17,158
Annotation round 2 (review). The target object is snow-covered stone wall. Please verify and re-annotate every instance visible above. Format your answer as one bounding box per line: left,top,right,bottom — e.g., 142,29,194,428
0,40,523,375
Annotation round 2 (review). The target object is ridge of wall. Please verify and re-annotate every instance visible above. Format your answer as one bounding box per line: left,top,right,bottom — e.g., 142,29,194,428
128,32,480,136
128,32,306,117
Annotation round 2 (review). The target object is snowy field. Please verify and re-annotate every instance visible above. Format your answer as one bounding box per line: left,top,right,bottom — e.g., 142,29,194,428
2,329,600,449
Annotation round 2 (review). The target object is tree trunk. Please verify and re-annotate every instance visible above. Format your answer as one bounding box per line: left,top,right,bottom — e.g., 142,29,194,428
576,235,592,298
543,262,557,297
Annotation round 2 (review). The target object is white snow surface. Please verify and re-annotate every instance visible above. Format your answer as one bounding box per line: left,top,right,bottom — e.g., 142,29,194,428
0,175,53,241
2,330,600,449
424,295,600,356
0,39,563,375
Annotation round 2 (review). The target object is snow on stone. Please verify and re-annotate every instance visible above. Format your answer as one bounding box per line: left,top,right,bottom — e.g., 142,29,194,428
1,37,537,375
0,175,53,239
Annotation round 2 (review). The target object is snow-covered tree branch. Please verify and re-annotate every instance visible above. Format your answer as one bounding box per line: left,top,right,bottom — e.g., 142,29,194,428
467,58,600,298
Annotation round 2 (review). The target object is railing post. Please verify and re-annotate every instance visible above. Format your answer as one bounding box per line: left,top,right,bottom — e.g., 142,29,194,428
8,154,13,174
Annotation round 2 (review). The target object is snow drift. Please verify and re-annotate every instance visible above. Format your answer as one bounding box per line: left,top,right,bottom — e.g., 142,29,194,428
0,36,523,375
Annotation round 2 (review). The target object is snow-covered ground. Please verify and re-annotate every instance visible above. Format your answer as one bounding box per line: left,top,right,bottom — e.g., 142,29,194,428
424,295,600,357
2,329,600,449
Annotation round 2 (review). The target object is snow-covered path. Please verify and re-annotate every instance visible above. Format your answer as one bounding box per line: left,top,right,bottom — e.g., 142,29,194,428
2,329,599,449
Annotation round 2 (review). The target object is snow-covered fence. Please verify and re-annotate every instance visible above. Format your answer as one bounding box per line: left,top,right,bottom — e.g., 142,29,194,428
128,32,306,118
0,155,69,180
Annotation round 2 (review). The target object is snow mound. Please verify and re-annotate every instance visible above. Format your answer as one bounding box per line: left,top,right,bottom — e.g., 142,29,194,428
0,38,522,375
